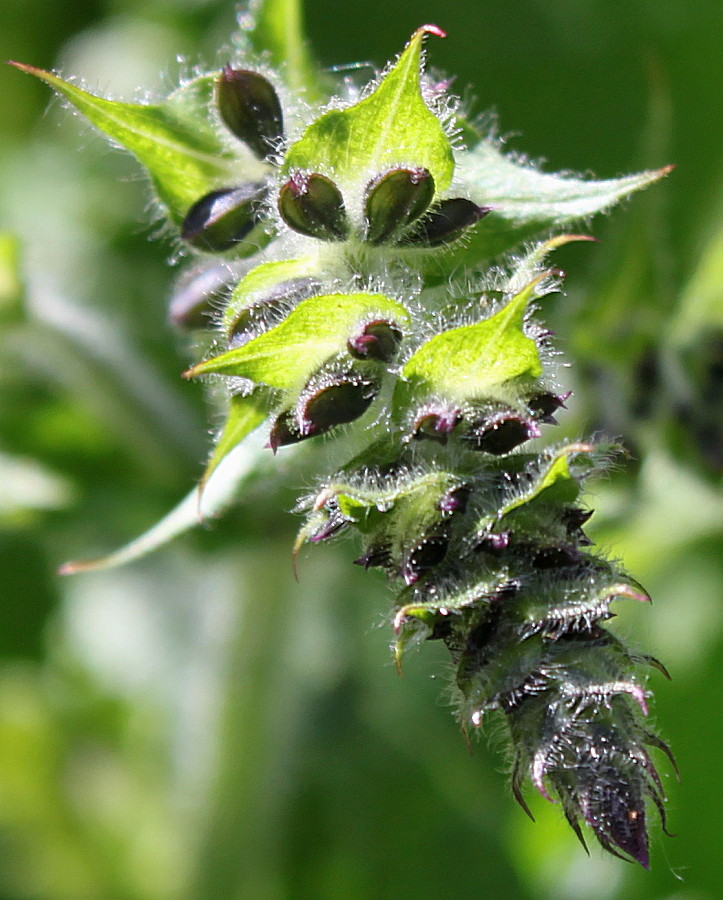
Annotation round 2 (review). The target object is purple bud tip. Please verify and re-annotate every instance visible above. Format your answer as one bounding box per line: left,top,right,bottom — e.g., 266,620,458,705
412,407,462,443
488,532,510,550
347,320,403,362
438,485,471,514
435,410,461,434
419,24,447,39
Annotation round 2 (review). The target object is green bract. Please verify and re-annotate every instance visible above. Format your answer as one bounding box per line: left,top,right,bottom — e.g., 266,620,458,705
282,25,455,198
452,139,672,263
10,65,256,224
397,276,543,404
187,292,409,388
17,4,674,868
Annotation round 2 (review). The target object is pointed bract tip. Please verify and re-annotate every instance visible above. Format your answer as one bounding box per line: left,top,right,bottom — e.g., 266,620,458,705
291,544,301,582
57,558,98,576
7,60,41,75
195,483,208,526
549,233,599,249
417,24,447,39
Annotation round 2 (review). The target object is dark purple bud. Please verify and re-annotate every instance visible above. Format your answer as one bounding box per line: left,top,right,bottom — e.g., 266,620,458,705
267,410,297,453
401,528,450,585
347,319,403,362
528,390,572,424
303,377,377,432
228,276,322,347
278,172,349,241
400,198,490,247
309,507,348,543
363,166,435,244
267,374,378,451
464,410,540,454
168,264,235,329
181,183,267,252
575,764,651,868
411,406,462,444
217,67,284,160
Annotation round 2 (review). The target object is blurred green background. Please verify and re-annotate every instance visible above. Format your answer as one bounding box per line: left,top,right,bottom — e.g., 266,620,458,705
1,1,721,898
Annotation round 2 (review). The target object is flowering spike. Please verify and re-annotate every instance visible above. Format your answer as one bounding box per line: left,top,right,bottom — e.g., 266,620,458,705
27,22,675,868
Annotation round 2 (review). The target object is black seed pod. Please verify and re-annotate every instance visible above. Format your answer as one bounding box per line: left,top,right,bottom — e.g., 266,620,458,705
530,543,582,569
401,527,451,585
464,407,541,454
168,264,235,329
227,276,322,347
401,198,490,247
278,172,350,241
268,371,379,451
181,183,267,252
217,67,284,160
562,507,594,542
528,390,572,424
363,167,435,244
303,377,377,431
347,320,403,362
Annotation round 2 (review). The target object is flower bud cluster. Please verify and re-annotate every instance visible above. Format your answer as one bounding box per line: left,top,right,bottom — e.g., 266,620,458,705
26,22,672,868
172,33,672,867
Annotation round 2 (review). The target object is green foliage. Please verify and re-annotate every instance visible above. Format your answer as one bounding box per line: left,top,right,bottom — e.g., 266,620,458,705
187,291,409,386
397,276,543,401
9,65,251,224
282,25,454,195
454,142,671,263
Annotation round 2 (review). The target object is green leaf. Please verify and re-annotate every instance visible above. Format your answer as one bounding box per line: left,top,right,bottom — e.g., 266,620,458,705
282,26,454,199
11,64,255,224
452,139,673,262
59,436,266,574
246,0,321,97
318,469,457,521
222,256,320,334
187,292,409,391
396,276,544,407
201,390,270,489
500,443,592,518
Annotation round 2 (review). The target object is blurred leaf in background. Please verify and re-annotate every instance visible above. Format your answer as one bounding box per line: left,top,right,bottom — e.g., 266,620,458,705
0,1,721,899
